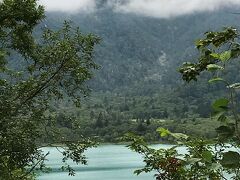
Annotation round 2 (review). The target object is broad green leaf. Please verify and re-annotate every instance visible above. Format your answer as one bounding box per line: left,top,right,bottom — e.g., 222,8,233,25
212,98,229,112
156,128,170,137
208,77,224,83
219,51,231,61
202,150,213,162
221,151,240,168
207,64,224,71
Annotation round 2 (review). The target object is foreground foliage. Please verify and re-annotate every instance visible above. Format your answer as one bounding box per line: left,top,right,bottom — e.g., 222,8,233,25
0,0,99,179
127,27,240,179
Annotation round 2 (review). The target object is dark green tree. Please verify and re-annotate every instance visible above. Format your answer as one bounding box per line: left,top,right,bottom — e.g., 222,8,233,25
95,112,104,128
90,110,95,120
162,109,169,118
0,0,100,179
136,121,146,134
146,119,151,126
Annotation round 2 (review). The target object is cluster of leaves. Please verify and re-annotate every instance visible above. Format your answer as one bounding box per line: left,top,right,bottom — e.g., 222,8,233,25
0,0,99,179
127,27,240,180
179,27,240,144
179,27,240,179
124,133,186,179
179,27,238,82
125,131,229,180
126,128,240,179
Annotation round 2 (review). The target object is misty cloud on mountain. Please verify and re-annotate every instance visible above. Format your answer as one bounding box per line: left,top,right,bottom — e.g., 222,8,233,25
39,0,240,18
114,0,240,18
39,0,96,13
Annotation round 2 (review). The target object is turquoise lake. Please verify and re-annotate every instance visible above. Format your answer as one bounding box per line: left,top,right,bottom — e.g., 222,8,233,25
38,144,233,180
38,144,177,180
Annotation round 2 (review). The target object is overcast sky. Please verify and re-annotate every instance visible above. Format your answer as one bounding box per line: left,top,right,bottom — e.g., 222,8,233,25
39,0,96,13
39,0,240,18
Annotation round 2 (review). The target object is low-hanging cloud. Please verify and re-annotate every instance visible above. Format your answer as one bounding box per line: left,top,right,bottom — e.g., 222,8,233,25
39,0,96,13
113,0,240,18
38,0,240,18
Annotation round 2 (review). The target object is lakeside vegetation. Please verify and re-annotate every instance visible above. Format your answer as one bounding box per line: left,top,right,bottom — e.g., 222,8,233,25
51,93,220,143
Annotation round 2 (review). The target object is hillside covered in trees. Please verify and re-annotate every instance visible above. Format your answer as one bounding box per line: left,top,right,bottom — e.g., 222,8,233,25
38,4,240,142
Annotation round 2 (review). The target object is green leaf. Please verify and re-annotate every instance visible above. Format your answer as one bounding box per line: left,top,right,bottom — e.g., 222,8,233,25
0,79,7,86
212,112,228,122
208,77,224,83
207,64,224,71
156,128,170,137
216,125,234,138
219,51,231,61
171,133,189,140
217,114,227,123
202,150,213,162
195,39,204,49
186,158,202,164
212,98,229,112
210,163,222,171
228,83,240,89
210,53,220,59
134,169,143,175
221,151,240,168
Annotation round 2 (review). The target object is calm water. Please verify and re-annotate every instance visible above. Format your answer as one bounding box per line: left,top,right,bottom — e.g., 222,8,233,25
38,144,233,180
38,144,175,180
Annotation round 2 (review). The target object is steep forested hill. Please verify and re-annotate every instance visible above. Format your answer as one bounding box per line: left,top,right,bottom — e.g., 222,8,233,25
43,5,240,92
39,5,240,142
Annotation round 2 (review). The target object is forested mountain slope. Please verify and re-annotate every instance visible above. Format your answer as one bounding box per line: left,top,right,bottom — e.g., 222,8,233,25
39,5,240,141
44,6,240,92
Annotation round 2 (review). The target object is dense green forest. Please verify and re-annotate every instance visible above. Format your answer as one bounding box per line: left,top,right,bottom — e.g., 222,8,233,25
39,4,240,142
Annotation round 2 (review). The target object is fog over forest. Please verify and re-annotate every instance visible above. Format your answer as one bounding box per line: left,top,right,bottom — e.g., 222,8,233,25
39,0,240,18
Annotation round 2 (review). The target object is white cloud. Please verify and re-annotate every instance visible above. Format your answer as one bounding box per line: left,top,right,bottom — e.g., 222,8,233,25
113,0,240,18
38,0,240,17
38,0,96,13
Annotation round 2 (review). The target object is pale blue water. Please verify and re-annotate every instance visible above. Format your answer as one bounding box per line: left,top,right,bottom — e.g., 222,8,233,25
38,144,167,180
38,144,233,180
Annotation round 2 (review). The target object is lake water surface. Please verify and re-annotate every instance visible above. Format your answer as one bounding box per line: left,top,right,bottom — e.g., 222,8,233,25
38,144,175,180
38,144,233,180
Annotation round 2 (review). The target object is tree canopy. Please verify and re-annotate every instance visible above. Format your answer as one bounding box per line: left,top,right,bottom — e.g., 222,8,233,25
0,0,99,179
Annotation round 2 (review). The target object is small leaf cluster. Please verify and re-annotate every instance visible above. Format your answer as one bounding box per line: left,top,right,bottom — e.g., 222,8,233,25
179,27,238,82
125,131,225,180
